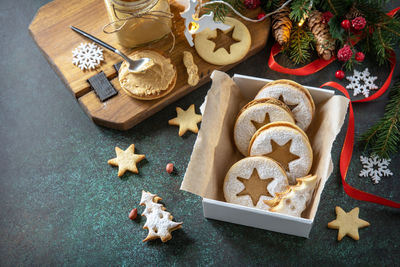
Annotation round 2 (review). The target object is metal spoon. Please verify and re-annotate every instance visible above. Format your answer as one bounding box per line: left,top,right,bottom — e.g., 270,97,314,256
70,26,154,73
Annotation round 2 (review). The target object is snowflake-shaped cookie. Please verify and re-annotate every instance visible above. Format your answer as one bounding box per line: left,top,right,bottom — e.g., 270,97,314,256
72,42,103,70
359,155,393,184
346,68,378,98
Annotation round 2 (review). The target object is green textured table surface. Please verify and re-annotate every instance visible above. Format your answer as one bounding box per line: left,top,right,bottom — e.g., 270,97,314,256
1,0,399,265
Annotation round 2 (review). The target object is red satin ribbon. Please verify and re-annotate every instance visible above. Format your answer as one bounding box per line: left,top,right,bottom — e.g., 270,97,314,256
268,8,400,208
268,43,336,75
321,78,400,209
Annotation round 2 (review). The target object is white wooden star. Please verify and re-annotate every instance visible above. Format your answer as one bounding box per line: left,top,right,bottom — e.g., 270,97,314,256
180,0,231,46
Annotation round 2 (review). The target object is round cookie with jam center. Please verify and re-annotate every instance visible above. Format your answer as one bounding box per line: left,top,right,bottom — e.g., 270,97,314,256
223,156,289,210
234,97,295,156
194,17,251,65
248,121,313,184
255,80,315,131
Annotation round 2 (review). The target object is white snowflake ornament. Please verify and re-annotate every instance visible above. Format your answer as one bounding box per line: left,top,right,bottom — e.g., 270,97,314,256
72,42,103,70
359,155,393,184
346,68,378,98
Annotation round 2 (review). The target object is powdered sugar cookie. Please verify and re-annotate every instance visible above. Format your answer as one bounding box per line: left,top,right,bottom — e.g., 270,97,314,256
234,98,295,156
255,80,315,131
140,191,183,242
249,121,313,184
264,174,318,217
223,156,289,210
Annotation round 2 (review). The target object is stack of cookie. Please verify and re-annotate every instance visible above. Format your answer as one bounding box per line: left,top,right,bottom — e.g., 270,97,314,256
223,80,318,218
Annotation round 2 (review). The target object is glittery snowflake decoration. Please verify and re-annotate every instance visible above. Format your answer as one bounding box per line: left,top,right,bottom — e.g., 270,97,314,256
72,42,103,70
346,68,378,98
359,155,393,184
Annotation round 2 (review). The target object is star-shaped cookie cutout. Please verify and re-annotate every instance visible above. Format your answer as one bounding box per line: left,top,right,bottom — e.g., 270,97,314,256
107,144,145,177
263,139,300,171
328,206,370,241
168,104,202,136
208,27,240,54
251,112,270,130
236,168,274,206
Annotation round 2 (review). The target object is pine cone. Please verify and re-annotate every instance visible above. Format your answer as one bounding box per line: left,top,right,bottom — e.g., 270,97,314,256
346,7,364,20
272,5,292,46
308,10,335,60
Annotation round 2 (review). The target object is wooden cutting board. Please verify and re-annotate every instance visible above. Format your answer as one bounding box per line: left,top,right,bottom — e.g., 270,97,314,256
29,0,270,130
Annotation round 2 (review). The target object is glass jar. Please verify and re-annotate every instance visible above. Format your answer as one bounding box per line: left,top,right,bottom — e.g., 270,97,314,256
104,0,172,48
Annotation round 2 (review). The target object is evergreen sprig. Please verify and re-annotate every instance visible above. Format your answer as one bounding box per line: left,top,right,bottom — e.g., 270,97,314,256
283,25,314,64
289,0,313,22
360,80,400,158
203,0,244,22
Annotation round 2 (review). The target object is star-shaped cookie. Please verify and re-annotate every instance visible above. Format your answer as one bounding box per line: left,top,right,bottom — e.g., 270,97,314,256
327,206,370,241
168,104,202,136
107,144,145,177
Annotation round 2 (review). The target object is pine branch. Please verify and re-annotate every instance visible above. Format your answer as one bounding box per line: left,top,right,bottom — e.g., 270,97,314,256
283,25,314,64
360,80,400,158
203,0,244,22
289,0,312,22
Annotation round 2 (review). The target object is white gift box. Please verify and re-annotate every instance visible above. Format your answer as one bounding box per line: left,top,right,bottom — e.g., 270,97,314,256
181,71,349,238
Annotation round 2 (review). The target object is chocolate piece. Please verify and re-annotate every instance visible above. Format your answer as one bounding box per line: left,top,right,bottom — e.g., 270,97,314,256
87,71,117,102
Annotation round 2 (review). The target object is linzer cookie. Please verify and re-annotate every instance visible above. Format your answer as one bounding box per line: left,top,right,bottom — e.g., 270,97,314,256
223,156,289,210
234,98,295,156
194,17,251,65
248,121,313,184
265,175,318,217
255,80,315,131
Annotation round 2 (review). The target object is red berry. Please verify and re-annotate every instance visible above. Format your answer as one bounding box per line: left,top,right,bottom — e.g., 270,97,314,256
322,11,333,24
335,70,345,80
352,16,366,30
341,19,351,30
244,0,261,9
166,163,174,174
355,52,365,62
129,208,137,220
337,45,353,62
257,12,265,20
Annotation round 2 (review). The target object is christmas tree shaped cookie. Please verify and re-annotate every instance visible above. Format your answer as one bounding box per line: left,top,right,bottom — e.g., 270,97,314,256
264,175,318,217
140,191,183,242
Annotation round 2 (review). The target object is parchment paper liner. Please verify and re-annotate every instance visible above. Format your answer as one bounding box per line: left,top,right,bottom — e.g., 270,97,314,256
181,71,349,220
